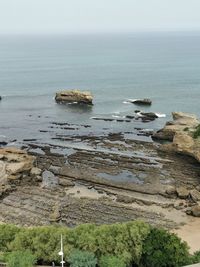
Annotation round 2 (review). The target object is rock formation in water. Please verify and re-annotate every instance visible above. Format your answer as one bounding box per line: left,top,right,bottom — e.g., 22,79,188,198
55,90,93,105
153,112,200,162
131,99,152,105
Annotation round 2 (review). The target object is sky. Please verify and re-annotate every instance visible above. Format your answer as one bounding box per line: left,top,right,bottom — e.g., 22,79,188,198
0,0,200,34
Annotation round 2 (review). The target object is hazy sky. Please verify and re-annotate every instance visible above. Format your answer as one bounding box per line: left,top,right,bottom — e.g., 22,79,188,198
0,0,200,34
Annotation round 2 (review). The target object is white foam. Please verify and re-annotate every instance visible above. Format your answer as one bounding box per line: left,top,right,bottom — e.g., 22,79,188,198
128,98,138,102
68,101,78,105
155,113,166,118
112,115,126,119
123,101,130,104
112,115,121,118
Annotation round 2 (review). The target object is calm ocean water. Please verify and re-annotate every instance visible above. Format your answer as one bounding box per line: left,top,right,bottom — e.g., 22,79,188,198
0,32,200,144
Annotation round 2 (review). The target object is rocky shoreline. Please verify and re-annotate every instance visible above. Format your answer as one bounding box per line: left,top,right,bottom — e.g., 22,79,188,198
0,111,199,235
0,90,200,248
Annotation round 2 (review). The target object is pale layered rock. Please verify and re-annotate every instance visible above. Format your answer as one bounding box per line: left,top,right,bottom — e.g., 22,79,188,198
0,147,35,195
190,189,200,202
153,112,200,163
173,132,200,162
153,112,199,141
30,167,42,176
49,203,61,222
55,90,93,105
176,187,189,199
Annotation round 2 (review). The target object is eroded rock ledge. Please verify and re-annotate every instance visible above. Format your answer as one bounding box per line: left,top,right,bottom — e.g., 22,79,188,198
153,112,200,162
0,147,35,196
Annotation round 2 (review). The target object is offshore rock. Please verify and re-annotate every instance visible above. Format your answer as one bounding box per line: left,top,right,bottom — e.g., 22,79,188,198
55,90,93,105
131,98,152,106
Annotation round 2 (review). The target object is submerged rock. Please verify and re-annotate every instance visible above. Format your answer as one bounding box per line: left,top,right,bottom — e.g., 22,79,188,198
55,90,93,105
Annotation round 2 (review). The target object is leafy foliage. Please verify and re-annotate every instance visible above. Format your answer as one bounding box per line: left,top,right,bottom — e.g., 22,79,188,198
6,251,36,267
193,124,200,139
99,255,126,267
68,250,97,267
190,250,200,264
0,221,195,266
0,224,21,252
8,221,150,265
141,228,191,267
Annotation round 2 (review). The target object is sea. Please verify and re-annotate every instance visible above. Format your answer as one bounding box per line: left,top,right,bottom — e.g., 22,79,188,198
0,32,200,146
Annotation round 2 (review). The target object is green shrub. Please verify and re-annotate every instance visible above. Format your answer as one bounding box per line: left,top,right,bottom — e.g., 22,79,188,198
99,255,126,267
94,221,150,265
190,250,200,264
141,228,191,267
9,226,73,264
68,250,97,267
0,252,7,262
193,124,200,139
6,251,36,267
0,224,21,252
1,222,195,267
9,221,150,265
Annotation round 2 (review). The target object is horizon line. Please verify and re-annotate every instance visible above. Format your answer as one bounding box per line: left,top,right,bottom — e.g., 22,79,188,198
1,28,200,36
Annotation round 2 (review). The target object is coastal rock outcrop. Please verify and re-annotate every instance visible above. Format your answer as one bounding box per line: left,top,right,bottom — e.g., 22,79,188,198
55,90,93,105
153,112,199,141
0,147,35,196
153,112,200,163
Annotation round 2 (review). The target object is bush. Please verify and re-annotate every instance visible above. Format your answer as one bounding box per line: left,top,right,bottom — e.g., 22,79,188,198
9,226,74,264
94,221,150,265
193,124,200,139
68,250,97,267
0,224,21,252
190,250,200,264
6,251,36,267
141,228,191,267
99,255,126,267
1,222,195,267
8,221,150,265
